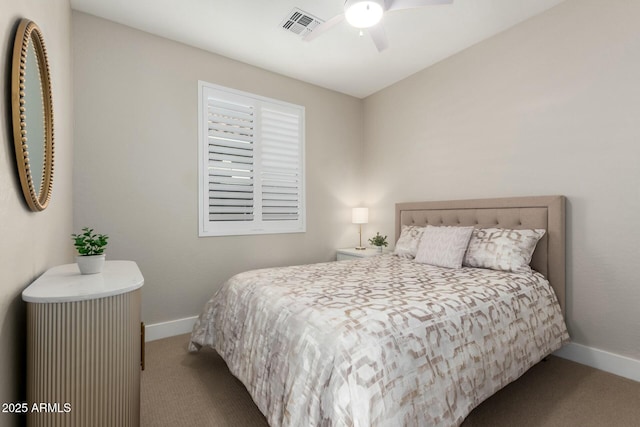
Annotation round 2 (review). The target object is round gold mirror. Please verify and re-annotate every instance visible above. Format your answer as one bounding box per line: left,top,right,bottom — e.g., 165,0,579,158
11,19,54,212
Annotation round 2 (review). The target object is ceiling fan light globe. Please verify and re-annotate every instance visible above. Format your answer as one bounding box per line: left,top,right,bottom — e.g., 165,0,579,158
344,0,384,29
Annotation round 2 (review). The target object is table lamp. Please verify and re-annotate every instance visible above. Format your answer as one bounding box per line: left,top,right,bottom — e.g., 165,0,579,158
352,207,369,250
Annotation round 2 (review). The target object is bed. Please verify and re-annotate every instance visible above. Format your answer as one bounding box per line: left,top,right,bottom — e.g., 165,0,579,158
189,195,569,427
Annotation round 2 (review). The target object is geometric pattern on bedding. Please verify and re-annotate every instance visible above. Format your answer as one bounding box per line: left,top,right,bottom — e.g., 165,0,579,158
190,255,569,427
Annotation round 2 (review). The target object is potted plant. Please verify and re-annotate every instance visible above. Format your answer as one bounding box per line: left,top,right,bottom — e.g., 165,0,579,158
71,227,109,274
368,232,388,253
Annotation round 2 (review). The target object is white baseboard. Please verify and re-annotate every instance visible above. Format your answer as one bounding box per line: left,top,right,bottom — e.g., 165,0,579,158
144,318,639,383
554,342,640,383
144,316,198,342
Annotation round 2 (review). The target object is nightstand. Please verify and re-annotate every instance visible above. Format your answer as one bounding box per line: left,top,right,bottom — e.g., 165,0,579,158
336,247,389,261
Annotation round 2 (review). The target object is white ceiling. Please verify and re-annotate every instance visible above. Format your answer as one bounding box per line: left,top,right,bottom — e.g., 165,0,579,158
70,0,565,98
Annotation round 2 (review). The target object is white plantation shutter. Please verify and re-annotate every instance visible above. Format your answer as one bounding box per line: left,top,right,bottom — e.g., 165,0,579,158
260,107,302,222
199,82,305,236
207,97,255,222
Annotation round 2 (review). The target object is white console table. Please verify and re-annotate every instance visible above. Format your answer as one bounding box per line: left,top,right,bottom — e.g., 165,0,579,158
22,260,144,427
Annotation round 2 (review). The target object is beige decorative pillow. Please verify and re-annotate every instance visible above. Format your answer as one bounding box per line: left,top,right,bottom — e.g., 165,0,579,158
414,225,474,269
463,228,546,273
393,225,425,259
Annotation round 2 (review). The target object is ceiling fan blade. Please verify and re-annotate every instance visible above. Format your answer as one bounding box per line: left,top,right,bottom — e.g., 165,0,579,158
387,0,453,12
368,24,389,52
303,14,345,42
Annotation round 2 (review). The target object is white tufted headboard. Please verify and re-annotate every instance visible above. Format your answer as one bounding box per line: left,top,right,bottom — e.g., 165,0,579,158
395,196,566,314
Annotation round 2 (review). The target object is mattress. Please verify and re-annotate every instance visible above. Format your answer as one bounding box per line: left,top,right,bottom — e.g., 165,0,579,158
190,255,569,426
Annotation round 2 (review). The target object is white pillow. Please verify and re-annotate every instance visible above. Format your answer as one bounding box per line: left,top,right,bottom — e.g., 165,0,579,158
463,228,546,273
393,225,425,259
414,225,474,269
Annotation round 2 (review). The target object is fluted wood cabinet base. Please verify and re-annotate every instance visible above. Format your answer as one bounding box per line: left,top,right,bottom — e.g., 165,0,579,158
23,261,144,427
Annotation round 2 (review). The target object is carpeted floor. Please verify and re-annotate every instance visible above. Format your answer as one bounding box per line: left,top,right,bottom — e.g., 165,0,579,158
141,334,640,426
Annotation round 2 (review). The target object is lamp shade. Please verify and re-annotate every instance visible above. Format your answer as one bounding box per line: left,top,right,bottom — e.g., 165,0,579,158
344,0,384,29
352,207,369,224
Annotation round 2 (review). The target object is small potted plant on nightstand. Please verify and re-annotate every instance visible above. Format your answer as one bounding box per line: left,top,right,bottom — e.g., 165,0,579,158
71,227,109,274
368,232,388,253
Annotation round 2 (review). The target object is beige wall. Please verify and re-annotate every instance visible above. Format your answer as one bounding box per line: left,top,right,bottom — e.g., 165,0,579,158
0,1,73,426
72,0,638,362
363,0,640,360
72,12,364,325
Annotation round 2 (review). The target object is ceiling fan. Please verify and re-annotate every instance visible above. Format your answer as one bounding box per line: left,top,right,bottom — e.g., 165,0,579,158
304,0,453,52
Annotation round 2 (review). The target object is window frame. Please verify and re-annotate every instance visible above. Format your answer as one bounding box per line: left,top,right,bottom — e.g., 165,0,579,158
198,81,306,237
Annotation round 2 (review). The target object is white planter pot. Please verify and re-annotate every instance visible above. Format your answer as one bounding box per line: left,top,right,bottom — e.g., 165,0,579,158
76,254,106,275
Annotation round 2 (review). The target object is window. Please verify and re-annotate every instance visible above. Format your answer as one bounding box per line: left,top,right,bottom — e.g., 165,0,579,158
198,81,305,236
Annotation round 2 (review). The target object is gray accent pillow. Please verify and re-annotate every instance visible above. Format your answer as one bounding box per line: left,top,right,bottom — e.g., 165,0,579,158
414,225,474,269
393,225,425,259
463,228,546,273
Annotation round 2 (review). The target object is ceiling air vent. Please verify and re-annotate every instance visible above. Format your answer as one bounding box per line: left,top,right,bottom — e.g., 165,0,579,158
280,8,324,38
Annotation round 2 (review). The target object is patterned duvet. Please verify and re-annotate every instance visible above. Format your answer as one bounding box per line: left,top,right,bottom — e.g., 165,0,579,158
189,255,569,427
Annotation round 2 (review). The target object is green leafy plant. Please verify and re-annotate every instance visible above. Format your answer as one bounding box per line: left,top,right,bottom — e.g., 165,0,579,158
368,232,388,248
71,227,109,256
